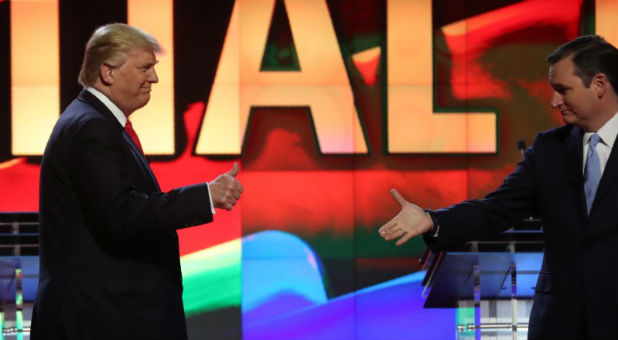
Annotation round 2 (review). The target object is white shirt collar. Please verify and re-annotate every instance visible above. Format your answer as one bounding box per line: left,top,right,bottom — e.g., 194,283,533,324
85,86,127,127
583,111,618,148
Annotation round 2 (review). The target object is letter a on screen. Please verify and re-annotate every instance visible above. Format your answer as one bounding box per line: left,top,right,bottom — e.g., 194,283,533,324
196,0,368,155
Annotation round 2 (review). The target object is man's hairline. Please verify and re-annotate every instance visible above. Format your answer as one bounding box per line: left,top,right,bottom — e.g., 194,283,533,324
549,54,598,89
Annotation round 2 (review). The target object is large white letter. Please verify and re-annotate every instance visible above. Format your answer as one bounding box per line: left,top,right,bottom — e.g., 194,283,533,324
387,0,497,153
196,0,368,155
11,0,59,155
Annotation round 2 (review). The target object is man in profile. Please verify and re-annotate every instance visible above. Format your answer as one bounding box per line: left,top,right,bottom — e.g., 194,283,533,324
31,23,243,339
380,35,617,339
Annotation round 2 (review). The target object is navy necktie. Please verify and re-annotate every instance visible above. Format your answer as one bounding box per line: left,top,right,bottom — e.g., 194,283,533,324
584,133,601,213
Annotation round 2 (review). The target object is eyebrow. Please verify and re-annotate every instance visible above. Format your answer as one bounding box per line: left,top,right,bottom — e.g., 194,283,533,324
138,60,159,68
550,83,570,92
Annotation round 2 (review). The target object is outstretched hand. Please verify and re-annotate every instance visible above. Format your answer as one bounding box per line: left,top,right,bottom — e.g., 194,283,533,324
208,162,244,211
378,189,434,246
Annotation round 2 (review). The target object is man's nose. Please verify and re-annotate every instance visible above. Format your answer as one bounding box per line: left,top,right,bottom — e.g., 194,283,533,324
149,68,159,83
550,92,563,109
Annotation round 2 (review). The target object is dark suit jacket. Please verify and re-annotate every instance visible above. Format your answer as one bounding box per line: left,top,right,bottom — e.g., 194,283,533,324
425,124,617,339
31,90,213,339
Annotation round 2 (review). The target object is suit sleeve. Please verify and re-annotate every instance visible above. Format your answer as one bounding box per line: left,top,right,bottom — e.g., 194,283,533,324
424,133,542,249
69,117,213,239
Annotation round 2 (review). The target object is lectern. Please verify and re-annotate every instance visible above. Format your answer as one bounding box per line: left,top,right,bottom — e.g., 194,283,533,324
421,226,544,340
0,212,39,339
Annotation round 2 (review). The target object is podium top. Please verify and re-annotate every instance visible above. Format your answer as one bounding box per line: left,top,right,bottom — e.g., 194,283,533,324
423,252,543,308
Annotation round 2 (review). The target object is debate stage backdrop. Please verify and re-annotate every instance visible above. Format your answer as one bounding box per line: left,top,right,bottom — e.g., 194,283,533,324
0,0,616,339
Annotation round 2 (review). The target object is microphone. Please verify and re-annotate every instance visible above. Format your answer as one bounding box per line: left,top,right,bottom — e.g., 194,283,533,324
516,139,526,158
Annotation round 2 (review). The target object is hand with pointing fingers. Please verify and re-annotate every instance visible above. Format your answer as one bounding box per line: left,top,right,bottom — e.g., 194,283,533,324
208,162,244,211
378,189,434,246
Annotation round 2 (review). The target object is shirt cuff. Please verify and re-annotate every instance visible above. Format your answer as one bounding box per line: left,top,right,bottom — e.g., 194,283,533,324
206,182,216,215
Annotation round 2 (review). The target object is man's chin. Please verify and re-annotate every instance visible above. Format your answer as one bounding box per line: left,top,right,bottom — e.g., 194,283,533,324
131,99,150,113
561,114,576,126
139,95,151,106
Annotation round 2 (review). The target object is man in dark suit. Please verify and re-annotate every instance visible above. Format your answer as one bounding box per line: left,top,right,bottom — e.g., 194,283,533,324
379,35,617,339
31,23,243,339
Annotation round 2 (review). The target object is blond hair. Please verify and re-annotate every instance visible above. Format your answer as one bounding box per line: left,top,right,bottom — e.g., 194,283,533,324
78,23,161,86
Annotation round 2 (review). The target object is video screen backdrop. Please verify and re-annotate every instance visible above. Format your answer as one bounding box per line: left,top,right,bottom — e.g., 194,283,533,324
0,0,616,338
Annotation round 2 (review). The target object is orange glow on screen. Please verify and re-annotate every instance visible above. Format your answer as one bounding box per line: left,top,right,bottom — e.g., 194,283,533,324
596,0,618,46
11,0,59,156
387,0,497,153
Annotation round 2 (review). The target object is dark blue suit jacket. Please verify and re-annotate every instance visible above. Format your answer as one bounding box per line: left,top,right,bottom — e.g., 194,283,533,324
31,90,213,339
426,124,617,339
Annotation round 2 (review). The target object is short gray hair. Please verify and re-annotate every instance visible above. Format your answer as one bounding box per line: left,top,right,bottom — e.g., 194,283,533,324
78,23,161,87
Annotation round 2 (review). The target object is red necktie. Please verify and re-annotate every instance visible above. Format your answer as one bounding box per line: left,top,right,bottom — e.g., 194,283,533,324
124,119,145,155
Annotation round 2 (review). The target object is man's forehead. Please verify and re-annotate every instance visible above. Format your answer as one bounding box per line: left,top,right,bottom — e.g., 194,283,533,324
548,57,572,82
126,47,157,61
548,64,558,85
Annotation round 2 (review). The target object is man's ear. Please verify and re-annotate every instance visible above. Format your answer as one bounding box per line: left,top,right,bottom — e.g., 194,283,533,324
592,73,608,99
100,64,114,85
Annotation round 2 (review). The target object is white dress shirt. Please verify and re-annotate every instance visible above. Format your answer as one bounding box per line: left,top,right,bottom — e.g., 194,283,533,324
86,86,127,127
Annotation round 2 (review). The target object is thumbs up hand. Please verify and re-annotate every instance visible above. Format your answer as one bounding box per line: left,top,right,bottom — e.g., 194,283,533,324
378,189,434,246
208,162,244,211
226,162,239,177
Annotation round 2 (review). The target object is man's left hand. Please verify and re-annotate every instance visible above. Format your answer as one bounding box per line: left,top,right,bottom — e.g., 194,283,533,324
208,162,244,211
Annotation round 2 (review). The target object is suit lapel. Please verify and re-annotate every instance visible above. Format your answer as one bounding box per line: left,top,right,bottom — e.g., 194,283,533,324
78,90,123,130
590,131,618,215
565,127,588,226
122,132,161,191
79,89,161,192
